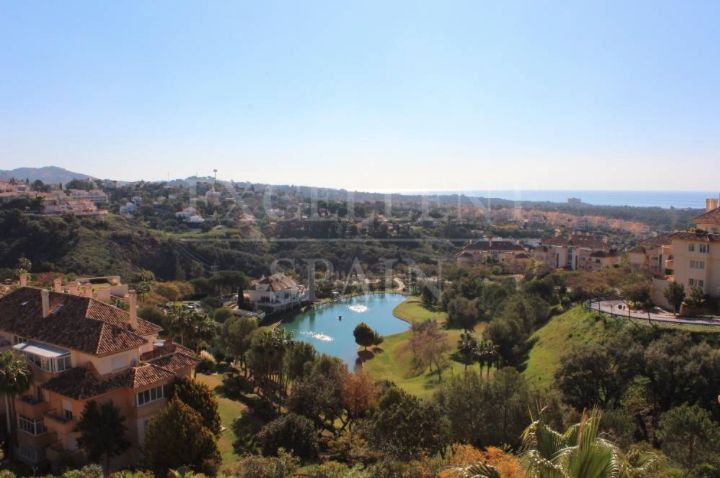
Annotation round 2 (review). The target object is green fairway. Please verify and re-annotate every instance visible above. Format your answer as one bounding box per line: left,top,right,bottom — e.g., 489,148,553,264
392,297,448,324
196,373,246,469
364,297,485,399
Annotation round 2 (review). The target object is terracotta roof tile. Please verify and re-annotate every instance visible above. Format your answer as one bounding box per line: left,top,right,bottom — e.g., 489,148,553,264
253,273,298,291
671,231,720,242
43,364,175,399
120,364,175,389
542,235,607,249
0,288,157,356
148,353,199,372
694,207,720,226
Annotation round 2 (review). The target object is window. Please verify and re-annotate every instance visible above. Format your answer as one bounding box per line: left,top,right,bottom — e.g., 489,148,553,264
699,280,705,288
689,244,695,252
136,385,168,406
690,260,705,269
17,445,43,463
56,355,71,372
63,409,73,421
689,279,695,286
18,415,46,435
13,335,26,345
25,353,71,373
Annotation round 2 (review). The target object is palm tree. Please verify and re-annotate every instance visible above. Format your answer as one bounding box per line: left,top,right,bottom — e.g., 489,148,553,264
0,351,32,459
447,461,502,478
522,408,622,478
475,340,499,379
458,332,477,371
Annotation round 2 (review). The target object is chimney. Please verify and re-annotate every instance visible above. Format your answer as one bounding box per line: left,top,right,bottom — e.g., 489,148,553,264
19,272,28,287
127,291,138,330
706,197,719,212
52,277,62,293
41,289,50,318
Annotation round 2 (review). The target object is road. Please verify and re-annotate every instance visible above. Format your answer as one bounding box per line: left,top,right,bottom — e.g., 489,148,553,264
589,300,720,327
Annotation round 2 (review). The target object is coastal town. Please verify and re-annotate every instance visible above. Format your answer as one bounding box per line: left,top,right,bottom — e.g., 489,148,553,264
1,167,720,476
3,1,720,476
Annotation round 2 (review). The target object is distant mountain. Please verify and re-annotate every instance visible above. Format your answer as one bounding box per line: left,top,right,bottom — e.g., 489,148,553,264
0,166,93,184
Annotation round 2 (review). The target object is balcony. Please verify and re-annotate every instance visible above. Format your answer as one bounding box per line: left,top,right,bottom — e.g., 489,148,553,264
44,410,77,436
16,396,50,419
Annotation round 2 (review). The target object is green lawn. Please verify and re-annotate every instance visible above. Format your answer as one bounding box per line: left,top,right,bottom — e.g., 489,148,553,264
393,297,448,324
363,297,484,399
196,373,246,469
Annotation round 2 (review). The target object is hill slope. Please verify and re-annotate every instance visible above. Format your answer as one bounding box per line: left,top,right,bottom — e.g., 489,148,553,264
524,306,613,389
0,166,93,183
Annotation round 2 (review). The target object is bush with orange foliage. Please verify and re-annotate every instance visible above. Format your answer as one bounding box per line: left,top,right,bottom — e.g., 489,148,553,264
438,444,524,478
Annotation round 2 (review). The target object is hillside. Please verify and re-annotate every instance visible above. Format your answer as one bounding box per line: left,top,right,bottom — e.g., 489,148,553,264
523,306,620,389
0,166,93,184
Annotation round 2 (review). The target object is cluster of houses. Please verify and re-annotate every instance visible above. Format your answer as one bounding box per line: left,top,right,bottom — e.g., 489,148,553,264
0,181,108,217
0,274,198,470
456,233,620,273
457,196,720,306
637,198,720,307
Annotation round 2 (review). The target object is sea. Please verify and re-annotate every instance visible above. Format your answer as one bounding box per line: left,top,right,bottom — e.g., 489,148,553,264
443,190,718,209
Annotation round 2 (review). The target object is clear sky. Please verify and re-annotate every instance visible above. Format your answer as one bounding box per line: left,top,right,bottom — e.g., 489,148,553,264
1,1,719,192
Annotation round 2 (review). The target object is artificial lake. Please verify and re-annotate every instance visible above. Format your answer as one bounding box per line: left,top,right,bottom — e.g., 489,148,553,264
282,293,408,368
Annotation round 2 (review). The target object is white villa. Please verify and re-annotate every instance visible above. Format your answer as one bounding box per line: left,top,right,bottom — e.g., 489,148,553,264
244,273,308,313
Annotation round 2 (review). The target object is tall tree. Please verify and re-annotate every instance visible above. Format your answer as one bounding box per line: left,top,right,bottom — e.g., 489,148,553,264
447,297,481,331
457,332,478,371
663,282,686,316
0,351,32,459
405,320,450,381
75,400,130,474
366,386,449,460
171,378,222,436
257,413,319,459
657,404,720,469
554,346,622,410
143,398,220,477
223,315,258,373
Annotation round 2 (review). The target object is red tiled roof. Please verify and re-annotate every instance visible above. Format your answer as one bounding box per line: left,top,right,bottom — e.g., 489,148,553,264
253,273,298,291
694,207,720,226
120,363,175,389
671,231,720,242
43,363,175,399
542,235,607,249
636,234,673,249
0,288,160,356
148,353,199,372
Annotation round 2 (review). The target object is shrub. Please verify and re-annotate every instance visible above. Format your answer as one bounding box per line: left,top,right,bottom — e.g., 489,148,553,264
257,413,319,459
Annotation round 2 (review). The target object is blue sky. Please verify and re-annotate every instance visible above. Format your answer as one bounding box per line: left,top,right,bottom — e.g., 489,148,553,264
1,1,719,192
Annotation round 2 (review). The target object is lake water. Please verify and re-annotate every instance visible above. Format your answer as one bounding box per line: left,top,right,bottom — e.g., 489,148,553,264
282,293,408,368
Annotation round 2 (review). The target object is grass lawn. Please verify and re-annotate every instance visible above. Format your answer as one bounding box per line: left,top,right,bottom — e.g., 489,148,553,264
196,373,246,470
364,297,485,399
393,297,448,324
